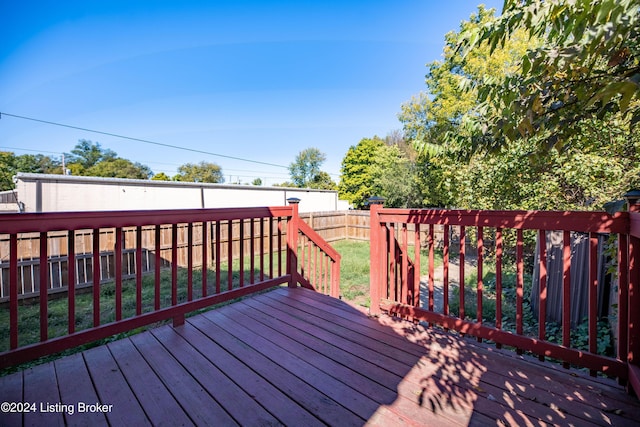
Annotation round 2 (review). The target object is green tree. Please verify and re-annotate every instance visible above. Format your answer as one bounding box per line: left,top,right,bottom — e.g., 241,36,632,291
455,0,640,150
399,5,639,211
288,148,334,189
309,171,337,190
251,178,263,186
399,5,531,154
339,137,386,208
15,154,61,175
371,144,421,208
272,181,296,188
86,158,153,179
0,151,62,190
0,152,19,190
66,140,117,171
173,161,224,183
151,172,171,181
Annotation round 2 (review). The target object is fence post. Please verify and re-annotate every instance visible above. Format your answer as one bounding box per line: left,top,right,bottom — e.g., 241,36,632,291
287,198,301,288
369,197,385,316
624,190,640,394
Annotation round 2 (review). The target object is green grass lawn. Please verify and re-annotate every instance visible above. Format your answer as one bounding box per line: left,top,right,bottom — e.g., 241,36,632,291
332,240,371,306
0,254,285,362
333,239,442,308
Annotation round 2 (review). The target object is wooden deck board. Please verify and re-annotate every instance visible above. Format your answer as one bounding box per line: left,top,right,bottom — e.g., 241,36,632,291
54,352,108,427
129,332,238,426
149,325,282,426
106,337,195,426
23,362,64,426
0,365,22,427
82,345,151,427
192,311,365,426
1,286,639,426
171,321,323,427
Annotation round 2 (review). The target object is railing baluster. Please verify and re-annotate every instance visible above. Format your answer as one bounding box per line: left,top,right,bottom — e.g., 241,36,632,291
239,219,244,288
93,228,101,327
115,227,123,321
171,224,178,306
228,220,233,292
202,221,208,297
389,223,396,302
136,226,142,315
154,225,161,310
313,243,318,290
414,224,421,308
628,226,640,374
443,225,449,317
459,226,465,321
428,224,434,312
307,240,312,285
495,228,502,349
250,218,255,284
187,222,193,301
589,232,598,376
516,229,524,354
618,233,629,368
562,231,571,369
39,232,48,342
324,254,329,294
260,218,265,282
9,234,18,349
300,233,306,281
538,229,547,361
477,226,483,342
68,231,76,334
401,224,409,306
269,218,274,279
215,221,221,294
278,217,283,277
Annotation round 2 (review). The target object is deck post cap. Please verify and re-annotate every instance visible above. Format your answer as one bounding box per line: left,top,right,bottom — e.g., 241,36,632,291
623,189,640,204
367,196,385,205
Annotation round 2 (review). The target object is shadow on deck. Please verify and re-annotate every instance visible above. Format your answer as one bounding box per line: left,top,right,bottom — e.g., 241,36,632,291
1,287,639,426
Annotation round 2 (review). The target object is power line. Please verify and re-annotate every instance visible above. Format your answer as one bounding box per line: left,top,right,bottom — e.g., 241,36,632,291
0,146,63,156
0,144,293,181
0,112,289,169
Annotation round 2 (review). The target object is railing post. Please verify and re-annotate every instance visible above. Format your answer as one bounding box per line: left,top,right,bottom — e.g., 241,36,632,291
331,257,341,299
624,190,640,394
369,197,385,316
287,198,301,288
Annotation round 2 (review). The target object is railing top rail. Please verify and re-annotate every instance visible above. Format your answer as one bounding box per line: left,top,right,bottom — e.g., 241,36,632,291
298,219,341,262
374,208,629,234
0,206,294,234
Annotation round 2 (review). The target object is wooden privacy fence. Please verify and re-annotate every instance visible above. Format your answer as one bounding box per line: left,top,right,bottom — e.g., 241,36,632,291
369,198,640,396
0,203,340,368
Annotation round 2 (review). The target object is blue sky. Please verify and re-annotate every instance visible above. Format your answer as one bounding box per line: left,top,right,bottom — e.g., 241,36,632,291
0,1,501,185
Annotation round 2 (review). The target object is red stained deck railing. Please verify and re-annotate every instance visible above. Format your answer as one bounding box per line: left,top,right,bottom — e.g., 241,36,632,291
0,204,340,369
369,202,640,394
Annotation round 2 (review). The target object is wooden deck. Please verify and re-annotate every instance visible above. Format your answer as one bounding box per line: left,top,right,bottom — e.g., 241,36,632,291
1,287,639,426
